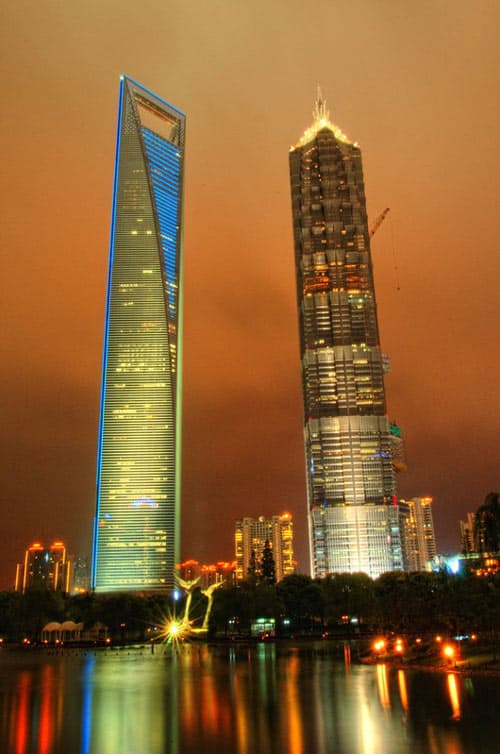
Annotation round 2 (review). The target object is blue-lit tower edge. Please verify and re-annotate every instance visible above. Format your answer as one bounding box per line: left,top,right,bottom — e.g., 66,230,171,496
91,76,185,591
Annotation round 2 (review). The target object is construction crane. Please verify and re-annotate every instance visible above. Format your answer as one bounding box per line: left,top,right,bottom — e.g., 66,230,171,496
369,207,390,238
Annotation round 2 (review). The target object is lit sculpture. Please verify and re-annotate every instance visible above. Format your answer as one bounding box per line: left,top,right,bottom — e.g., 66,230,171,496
173,573,224,636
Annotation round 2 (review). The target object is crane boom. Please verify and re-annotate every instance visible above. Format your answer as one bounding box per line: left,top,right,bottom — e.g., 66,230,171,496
369,207,390,238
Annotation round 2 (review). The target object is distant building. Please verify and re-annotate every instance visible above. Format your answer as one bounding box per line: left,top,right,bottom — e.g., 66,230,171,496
473,492,500,554
15,541,71,593
235,514,295,582
459,512,476,554
72,557,90,594
399,497,437,571
176,560,236,590
463,553,500,577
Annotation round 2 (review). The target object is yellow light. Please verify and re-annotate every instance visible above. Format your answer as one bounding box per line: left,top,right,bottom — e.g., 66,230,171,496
447,673,461,720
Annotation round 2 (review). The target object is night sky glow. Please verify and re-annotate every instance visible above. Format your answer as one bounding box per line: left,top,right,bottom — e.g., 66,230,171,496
1,1,499,587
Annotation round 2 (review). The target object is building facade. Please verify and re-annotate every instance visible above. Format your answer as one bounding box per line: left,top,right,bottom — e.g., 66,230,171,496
399,497,437,571
235,513,295,582
92,77,185,592
289,94,402,578
15,541,71,593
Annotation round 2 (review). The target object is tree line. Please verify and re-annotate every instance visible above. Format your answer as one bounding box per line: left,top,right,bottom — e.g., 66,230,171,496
1,569,498,643
210,570,500,637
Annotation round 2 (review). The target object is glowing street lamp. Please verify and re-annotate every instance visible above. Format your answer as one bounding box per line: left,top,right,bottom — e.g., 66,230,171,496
372,638,386,654
443,643,455,666
167,620,182,638
394,638,404,654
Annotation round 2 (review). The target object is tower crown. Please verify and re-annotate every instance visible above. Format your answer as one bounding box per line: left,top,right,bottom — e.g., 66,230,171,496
292,87,354,149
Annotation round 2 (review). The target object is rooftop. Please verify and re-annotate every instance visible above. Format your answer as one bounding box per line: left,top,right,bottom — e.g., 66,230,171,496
292,88,354,150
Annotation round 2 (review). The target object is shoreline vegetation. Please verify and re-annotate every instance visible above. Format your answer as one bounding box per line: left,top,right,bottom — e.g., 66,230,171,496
1,569,498,676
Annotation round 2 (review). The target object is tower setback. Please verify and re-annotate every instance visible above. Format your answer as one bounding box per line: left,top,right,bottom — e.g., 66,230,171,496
92,77,185,592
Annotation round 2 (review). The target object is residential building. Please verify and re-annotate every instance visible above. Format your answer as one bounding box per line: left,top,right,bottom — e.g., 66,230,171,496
92,76,185,592
235,513,295,582
289,92,402,578
399,497,437,571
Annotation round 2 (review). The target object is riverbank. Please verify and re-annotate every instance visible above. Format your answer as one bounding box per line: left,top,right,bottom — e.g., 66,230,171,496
3,635,500,676
361,651,500,676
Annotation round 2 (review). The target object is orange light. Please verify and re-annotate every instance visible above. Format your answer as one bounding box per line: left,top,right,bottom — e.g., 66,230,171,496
372,638,386,653
443,643,455,659
471,634,477,640
447,673,461,719
435,635,442,643
415,637,422,644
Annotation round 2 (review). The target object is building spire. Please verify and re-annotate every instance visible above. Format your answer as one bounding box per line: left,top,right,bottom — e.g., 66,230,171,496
291,87,354,150
313,85,329,123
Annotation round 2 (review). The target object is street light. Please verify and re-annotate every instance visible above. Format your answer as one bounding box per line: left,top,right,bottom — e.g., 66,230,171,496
443,643,455,666
372,638,386,654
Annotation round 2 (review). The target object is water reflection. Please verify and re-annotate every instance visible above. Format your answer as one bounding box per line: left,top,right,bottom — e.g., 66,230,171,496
0,645,497,754
446,673,461,720
376,662,391,709
397,669,409,713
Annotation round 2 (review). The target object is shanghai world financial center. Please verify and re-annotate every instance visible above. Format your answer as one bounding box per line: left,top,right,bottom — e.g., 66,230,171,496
92,77,185,592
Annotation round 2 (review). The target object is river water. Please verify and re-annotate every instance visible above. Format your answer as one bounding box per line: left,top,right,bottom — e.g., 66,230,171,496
0,642,497,754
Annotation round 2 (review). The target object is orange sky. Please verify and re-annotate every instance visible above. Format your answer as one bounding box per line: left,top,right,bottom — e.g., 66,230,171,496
1,1,499,586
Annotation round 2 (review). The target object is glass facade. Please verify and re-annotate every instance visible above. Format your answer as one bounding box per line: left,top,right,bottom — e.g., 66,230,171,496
92,77,185,592
289,95,401,579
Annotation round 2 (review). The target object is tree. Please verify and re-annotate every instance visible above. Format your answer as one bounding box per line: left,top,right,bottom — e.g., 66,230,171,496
248,550,257,578
321,573,375,629
277,574,323,632
261,540,276,585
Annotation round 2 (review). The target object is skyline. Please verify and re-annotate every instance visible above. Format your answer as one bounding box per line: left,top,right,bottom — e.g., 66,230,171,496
1,1,500,588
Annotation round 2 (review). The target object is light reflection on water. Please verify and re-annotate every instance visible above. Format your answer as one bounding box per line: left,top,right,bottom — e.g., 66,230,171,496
0,644,497,754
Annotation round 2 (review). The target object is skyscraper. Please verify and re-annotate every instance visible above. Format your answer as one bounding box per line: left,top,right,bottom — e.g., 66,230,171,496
92,76,185,592
289,94,402,579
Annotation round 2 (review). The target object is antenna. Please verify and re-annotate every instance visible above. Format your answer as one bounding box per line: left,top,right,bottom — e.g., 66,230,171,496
313,85,329,122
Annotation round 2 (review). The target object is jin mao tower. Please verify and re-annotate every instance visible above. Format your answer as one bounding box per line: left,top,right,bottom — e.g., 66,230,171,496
92,77,185,592
289,94,401,579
